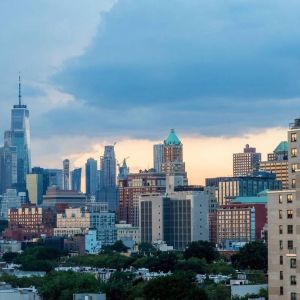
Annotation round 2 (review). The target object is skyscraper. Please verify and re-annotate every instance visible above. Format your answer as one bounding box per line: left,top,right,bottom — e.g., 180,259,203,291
71,168,82,192
10,75,31,191
98,145,118,211
161,129,187,183
63,159,70,190
26,173,43,205
0,131,17,195
233,144,261,176
85,158,97,197
153,144,164,172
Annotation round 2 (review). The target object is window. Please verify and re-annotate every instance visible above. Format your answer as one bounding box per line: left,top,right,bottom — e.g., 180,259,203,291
291,275,297,285
287,210,293,219
287,194,293,203
291,292,297,300
291,258,296,268
279,194,283,204
280,256,283,265
280,286,283,295
292,179,296,188
292,164,297,173
280,240,283,249
288,225,294,234
291,132,297,142
280,271,283,280
279,225,283,234
279,210,283,219
291,148,298,157
288,240,294,250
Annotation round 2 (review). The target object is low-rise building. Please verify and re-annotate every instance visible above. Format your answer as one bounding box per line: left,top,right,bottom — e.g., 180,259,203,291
116,221,139,249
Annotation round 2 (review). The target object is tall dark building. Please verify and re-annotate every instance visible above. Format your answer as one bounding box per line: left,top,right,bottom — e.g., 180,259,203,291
71,168,82,193
98,145,118,211
85,158,97,197
63,159,70,190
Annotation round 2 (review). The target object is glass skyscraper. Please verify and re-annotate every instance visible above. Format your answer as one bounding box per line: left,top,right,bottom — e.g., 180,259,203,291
9,76,31,191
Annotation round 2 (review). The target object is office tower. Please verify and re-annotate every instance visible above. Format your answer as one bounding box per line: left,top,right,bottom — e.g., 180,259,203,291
63,159,70,190
45,169,63,190
32,167,50,195
260,141,288,189
288,118,300,189
98,145,118,211
216,171,281,205
85,158,97,197
0,189,22,220
71,168,82,192
161,129,187,183
26,173,43,205
139,177,209,250
100,145,116,188
153,144,164,172
118,169,166,226
0,137,17,195
9,76,31,191
233,144,261,176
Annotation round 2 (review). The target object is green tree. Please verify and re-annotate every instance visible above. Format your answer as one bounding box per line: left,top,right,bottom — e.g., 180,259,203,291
38,271,100,300
138,242,158,256
205,284,231,300
208,261,236,276
231,241,267,270
175,257,208,274
143,271,208,300
2,252,19,263
184,241,219,263
103,240,129,253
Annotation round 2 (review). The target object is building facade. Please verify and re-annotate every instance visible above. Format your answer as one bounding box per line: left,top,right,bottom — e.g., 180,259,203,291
26,173,43,205
63,159,70,190
118,169,166,227
260,141,288,189
217,172,282,205
71,168,82,193
86,158,97,197
233,144,261,177
139,184,209,250
153,144,164,172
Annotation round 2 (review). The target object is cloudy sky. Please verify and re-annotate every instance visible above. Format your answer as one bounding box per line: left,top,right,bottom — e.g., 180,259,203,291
0,0,298,185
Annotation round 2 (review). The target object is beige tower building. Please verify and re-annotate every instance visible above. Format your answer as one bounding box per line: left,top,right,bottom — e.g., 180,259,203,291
268,118,300,299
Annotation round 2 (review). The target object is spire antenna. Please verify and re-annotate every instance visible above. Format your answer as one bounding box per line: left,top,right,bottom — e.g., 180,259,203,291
18,72,22,106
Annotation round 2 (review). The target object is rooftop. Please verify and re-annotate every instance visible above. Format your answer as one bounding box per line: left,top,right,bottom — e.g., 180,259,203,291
164,129,181,146
274,141,288,153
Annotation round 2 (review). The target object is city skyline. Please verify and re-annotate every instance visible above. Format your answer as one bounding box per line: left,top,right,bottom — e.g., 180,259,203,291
0,1,299,186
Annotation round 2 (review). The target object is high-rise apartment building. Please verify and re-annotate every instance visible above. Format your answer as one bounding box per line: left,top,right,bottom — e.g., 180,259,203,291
0,189,22,220
233,144,261,176
45,169,63,190
85,158,97,197
6,77,31,191
71,168,82,192
26,173,43,205
63,159,70,190
118,169,166,227
260,141,288,189
153,144,164,172
268,117,300,299
139,179,209,250
161,129,187,182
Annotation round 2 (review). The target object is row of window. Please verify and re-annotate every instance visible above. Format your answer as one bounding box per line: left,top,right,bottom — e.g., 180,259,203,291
279,256,296,268
279,210,293,219
280,272,297,285
279,225,294,234
279,240,294,250
279,287,297,300
279,194,293,204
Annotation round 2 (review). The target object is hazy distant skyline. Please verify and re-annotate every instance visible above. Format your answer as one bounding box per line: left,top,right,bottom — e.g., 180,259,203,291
0,1,298,184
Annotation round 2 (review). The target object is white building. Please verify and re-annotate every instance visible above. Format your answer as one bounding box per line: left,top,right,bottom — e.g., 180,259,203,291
116,221,139,248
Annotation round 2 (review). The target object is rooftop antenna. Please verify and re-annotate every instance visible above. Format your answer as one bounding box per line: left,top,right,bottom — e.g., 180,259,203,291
18,72,22,106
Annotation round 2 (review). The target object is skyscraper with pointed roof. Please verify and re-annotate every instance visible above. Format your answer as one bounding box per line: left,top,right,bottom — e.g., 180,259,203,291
9,75,31,191
161,129,187,183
